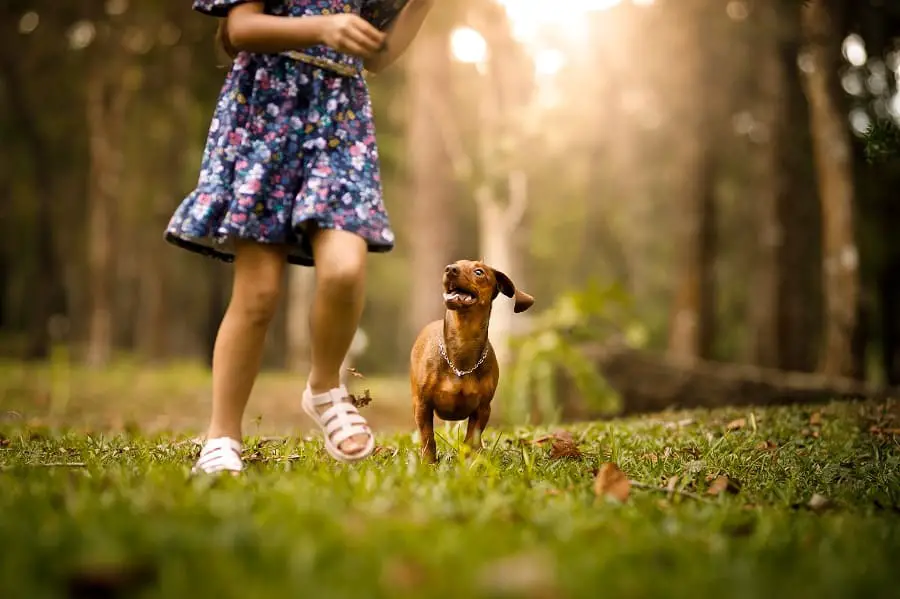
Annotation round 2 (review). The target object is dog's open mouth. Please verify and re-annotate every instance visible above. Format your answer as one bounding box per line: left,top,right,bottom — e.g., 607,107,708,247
443,285,477,308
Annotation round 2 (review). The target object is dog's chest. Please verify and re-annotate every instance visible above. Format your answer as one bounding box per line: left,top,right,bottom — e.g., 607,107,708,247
431,376,492,421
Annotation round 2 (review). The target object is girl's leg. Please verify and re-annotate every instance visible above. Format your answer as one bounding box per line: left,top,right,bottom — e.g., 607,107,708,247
307,228,370,455
207,240,288,441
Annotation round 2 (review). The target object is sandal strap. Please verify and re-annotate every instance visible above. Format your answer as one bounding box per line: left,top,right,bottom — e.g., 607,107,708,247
309,385,350,406
195,437,243,473
305,385,373,447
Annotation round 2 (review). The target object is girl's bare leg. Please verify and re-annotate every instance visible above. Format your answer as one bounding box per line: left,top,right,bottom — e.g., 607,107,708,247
207,240,288,441
307,228,370,455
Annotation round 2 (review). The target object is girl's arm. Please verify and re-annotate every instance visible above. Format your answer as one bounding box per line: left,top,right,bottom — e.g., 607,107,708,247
226,2,385,57
225,3,325,53
364,0,435,73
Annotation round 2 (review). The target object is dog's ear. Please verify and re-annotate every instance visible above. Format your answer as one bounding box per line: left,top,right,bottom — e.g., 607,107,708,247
493,269,534,313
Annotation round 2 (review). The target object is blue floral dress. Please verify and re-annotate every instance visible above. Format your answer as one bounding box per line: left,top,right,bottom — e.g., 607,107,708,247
166,0,407,267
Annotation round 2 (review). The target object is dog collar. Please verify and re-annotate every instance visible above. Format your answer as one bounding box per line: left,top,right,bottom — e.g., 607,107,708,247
438,336,489,377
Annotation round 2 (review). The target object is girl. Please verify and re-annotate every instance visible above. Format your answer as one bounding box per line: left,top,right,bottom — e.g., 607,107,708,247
165,0,433,474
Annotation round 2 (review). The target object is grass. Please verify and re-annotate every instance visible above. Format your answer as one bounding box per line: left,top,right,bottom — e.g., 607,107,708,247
2,396,900,599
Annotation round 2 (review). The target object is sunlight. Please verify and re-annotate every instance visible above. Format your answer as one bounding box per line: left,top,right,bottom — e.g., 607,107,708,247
842,33,868,67
494,0,651,45
450,26,488,64
534,48,567,77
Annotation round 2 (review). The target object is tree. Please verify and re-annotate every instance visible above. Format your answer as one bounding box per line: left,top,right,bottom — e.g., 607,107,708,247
799,0,860,377
748,0,821,372
406,22,458,339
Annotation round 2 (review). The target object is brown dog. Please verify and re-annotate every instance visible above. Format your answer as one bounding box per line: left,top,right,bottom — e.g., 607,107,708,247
409,260,534,463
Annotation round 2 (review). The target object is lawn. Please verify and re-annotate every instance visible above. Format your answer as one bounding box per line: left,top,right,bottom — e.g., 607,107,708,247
2,393,900,599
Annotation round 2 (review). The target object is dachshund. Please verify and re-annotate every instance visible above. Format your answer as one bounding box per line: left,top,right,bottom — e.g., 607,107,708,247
409,260,534,463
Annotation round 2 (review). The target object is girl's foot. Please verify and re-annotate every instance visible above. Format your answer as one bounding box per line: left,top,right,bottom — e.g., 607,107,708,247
191,437,243,475
301,384,375,463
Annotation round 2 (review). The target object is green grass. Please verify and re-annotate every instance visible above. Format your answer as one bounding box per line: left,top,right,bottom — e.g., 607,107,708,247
2,399,899,599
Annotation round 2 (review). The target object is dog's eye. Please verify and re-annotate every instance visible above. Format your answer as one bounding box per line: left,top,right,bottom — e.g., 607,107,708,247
474,268,485,277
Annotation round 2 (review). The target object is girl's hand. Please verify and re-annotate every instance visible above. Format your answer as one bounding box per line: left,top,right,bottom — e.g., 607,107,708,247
319,14,386,58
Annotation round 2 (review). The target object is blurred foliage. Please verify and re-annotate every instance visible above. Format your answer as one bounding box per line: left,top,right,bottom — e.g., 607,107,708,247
863,120,900,164
503,280,648,425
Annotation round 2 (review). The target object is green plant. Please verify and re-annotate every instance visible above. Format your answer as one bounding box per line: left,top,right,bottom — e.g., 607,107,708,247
503,280,649,425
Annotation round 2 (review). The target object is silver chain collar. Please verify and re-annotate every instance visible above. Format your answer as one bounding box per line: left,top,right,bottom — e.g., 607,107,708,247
438,335,489,377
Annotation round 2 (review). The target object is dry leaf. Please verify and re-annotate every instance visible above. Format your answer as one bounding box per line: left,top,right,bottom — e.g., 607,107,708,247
666,475,680,496
0,436,9,448
662,447,673,459
380,558,426,592
807,493,832,513
642,453,659,464
809,412,822,426
594,462,631,502
549,437,582,459
534,430,582,459
348,389,373,408
707,475,740,496
756,440,777,451
345,367,365,378
726,418,747,431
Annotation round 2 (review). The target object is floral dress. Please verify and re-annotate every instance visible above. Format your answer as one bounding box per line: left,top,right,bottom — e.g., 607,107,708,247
165,0,407,267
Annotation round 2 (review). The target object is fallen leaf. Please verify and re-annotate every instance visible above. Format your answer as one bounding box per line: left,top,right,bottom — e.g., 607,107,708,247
345,367,365,378
807,493,832,513
726,418,747,431
642,453,659,464
380,558,426,592
594,462,631,502
348,389,373,408
665,475,679,496
662,447,673,459
549,437,582,459
809,412,822,426
0,436,9,448
707,475,740,496
756,440,778,451
533,430,583,459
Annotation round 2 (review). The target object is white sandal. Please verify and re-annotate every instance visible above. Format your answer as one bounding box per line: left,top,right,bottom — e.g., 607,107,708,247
301,384,375,463
191,436,243,475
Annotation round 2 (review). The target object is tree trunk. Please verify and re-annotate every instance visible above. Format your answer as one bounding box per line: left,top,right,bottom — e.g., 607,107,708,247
799,0,859,377
571,341,896,417
406,28,457,337
84,54,129,367
0,45,63,360
749,1,820,372
138,48,192,362
476,172,527,365
668,144,717,360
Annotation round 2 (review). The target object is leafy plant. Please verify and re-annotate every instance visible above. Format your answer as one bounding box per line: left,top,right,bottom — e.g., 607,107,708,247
863,119,900,165
502,280,649,425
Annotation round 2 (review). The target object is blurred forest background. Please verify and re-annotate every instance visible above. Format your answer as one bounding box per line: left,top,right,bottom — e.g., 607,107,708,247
2,0,900,429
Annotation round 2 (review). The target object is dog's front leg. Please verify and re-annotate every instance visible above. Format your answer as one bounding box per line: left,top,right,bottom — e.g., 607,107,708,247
414,401,437,464
464,403,491,450
463,413,483,450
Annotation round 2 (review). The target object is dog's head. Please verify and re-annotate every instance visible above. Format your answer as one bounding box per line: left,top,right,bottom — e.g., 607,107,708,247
442,260,534,314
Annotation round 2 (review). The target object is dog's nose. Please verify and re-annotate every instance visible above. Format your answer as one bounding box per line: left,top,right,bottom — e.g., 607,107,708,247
445,264,460,276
